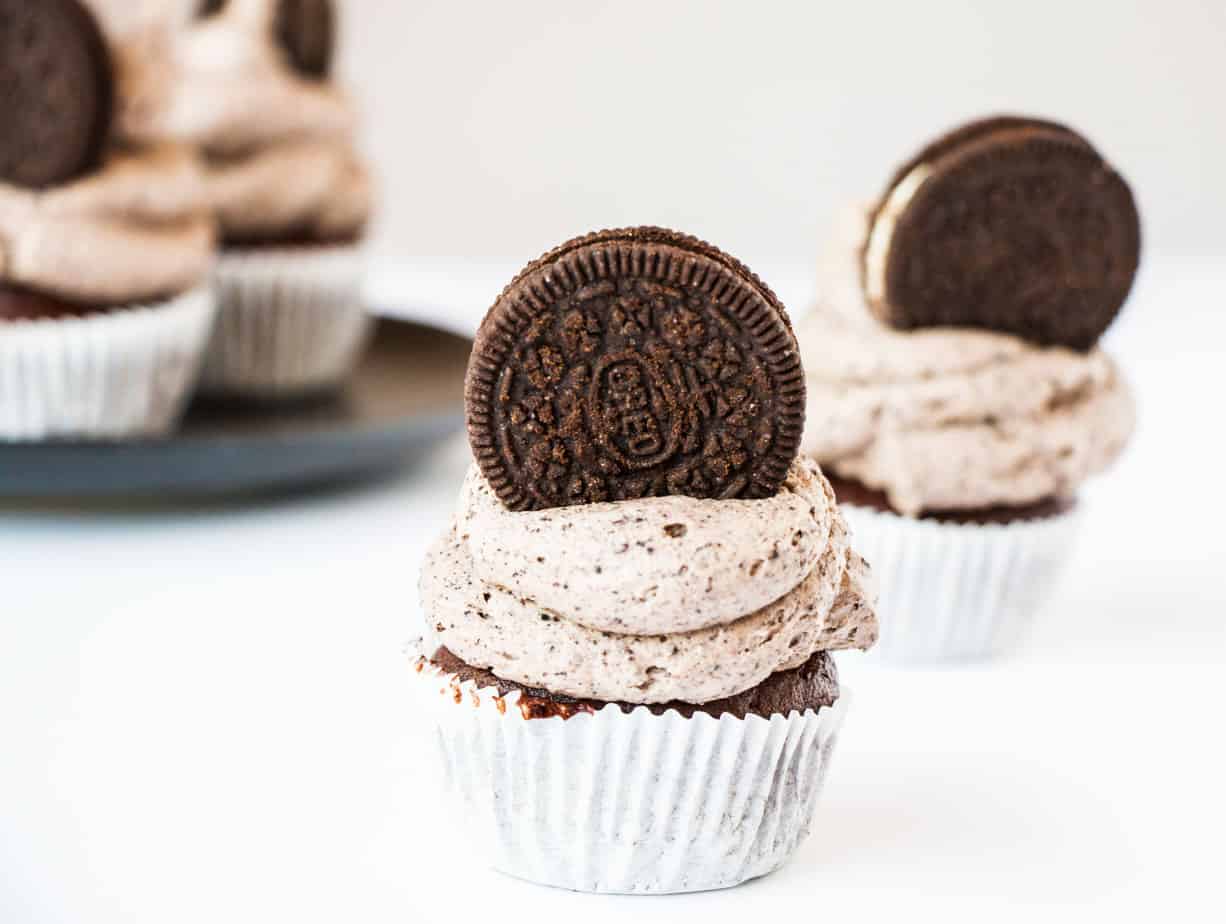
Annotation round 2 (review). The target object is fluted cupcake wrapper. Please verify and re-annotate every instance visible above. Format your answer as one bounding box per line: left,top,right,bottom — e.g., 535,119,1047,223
0,287,216,442
414,651,850,894
200,244,371,397
840,503,1084,664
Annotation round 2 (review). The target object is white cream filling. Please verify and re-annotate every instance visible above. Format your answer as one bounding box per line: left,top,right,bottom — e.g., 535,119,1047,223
863,163,931,305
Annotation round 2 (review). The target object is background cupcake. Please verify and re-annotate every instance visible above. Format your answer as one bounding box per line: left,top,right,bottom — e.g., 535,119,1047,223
119,0,374,397
801,115,1138,663
0,0,216,441
414,227,878,894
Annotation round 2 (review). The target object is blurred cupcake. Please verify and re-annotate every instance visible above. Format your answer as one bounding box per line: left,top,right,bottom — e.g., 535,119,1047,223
119,0,374,397
0,0,216,441
801,115,1138,663
415,227,878,893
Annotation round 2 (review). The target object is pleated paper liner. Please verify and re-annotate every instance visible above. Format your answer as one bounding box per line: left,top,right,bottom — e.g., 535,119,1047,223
414,650,850,894
201,244,371,397
0,286,216,441
840,502,1084,663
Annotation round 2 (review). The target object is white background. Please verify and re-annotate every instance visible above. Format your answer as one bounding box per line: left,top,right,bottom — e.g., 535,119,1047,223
5,1,1226,920
345,0,1226,270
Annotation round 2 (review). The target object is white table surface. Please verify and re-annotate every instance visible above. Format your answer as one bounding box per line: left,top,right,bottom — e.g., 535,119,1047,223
2,258,1223,922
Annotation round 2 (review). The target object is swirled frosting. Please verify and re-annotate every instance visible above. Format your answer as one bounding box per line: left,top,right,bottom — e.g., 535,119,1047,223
114,0,372,242
0,143,214,303
421,459,878,705
800,206,1135,515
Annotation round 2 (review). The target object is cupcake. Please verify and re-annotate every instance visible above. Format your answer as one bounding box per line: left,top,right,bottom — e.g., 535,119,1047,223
414,228,879,894
0,0,216,441
801,115,1138,663
118,0,374,397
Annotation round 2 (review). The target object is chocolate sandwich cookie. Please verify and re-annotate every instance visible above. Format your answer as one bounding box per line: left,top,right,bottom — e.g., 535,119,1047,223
423,647,840,721
466,227,806,511
274,0,334,80
0,0,113,189
862,115,1140,351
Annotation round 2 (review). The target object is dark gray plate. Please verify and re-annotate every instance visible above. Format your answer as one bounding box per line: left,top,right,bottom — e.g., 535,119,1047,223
0,319,470,498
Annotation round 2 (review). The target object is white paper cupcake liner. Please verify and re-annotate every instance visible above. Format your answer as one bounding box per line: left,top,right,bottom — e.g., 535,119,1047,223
0,287,216,442
200,244,371,396
413,651,850,894
840,502,1084,663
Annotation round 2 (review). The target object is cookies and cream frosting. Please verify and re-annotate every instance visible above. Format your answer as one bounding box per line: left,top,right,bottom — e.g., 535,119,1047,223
801,207,1135,515
0,143,214,303
421,459,878,705
114,0,372,242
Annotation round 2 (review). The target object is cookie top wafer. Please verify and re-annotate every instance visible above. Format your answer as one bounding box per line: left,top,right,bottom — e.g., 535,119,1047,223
862,115,1140,351
466,227,806,511
0,0,113,189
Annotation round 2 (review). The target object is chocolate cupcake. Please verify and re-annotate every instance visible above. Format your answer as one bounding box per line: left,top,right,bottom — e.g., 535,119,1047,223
0,0,216,441
414,228,879,894
118,0,373,396
800,115,1137,662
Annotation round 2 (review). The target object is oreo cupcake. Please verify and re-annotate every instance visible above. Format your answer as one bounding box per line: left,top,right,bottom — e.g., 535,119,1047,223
119,0,374,396
801,116,1138,662
414,228,879,894
0,0,216,441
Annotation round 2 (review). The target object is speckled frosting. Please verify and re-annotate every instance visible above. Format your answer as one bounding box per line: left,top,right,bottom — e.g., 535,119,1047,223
800,206,1135,516
114,0,372,243
421,459,878,705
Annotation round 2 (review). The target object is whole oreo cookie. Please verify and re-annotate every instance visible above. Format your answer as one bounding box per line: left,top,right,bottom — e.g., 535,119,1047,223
862,116,1141,351
0,0,113,189
466,228,806,511
274,0,334,80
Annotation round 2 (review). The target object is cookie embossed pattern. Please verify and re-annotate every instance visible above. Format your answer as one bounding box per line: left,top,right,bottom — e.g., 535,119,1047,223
466,227,805,510
419,227,877,894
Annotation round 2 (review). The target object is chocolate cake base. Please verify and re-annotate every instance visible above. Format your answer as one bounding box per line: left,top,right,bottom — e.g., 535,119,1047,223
0,285,119,322
219,231,364,251
825,474,1074,525
423,646,840,720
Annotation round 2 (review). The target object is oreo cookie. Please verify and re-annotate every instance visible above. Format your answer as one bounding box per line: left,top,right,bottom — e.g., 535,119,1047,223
862,116,1141,351
0,0,113,189
466,227,806,512
274,0,334,80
